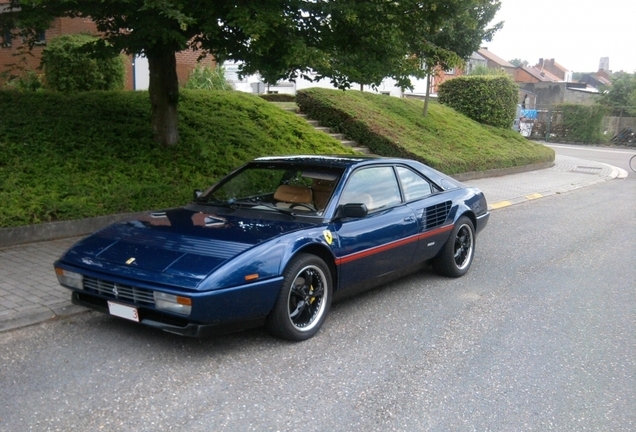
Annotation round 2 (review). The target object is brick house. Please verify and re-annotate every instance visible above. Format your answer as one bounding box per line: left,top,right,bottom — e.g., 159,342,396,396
514,64,561,83
534,58,572,82
430,51,490,94
0,5,212,89
476,47,515,76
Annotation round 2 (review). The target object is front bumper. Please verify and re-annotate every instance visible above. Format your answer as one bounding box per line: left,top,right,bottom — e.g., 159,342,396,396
61,270,284,337
476,211,490,235
72,291,268,337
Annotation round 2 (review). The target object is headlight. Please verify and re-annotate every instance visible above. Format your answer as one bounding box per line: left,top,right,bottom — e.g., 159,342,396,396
55,268,83,289
154,292,192,316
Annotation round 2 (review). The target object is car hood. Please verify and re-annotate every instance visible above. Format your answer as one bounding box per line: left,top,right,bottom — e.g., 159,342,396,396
59,207,315,289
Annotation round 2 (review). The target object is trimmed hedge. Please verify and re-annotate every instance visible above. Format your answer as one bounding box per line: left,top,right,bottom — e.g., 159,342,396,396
559,103,607,143
438,75,518,129
42,34,125,92
260,93,296,102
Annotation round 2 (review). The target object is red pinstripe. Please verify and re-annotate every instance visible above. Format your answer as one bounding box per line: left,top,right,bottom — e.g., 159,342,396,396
335,224,453,265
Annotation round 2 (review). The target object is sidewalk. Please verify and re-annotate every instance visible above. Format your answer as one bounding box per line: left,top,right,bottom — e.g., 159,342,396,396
0,155,627,333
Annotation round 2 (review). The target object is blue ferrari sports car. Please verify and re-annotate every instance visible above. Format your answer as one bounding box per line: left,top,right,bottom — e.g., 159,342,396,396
54,155,489,341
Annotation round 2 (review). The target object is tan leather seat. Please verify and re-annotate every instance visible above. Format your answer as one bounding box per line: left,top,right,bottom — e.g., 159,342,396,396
273,185,313,204
312,179,336,211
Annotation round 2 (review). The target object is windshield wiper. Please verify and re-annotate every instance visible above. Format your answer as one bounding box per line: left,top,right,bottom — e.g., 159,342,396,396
239,201,297,218
196,198,235,209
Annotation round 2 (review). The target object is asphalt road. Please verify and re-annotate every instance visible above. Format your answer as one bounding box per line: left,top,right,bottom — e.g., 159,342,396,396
1,174,634,431
547,143,636,178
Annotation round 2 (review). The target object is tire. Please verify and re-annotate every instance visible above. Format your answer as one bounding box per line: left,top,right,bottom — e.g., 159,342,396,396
266,253,332,341
433,216,475,278
630,154,636,172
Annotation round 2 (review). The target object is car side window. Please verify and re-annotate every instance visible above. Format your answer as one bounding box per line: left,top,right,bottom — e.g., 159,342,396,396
396,166,432,202
339,166,401,211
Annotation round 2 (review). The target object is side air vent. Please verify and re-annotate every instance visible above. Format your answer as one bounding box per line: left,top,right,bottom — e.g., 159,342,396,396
425,201,451,229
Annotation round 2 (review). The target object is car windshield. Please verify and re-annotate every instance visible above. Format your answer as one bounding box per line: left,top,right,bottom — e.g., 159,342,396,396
198,163,344,216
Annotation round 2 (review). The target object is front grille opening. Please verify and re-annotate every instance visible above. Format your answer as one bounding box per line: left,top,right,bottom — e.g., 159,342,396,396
83,276,155,306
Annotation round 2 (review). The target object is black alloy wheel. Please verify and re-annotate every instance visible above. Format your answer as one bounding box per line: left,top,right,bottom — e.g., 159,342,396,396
266,253,332,341
433,216,475,278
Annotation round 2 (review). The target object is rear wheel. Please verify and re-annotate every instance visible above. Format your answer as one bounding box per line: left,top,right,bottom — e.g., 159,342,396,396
266,253,332,341
433,216,475,278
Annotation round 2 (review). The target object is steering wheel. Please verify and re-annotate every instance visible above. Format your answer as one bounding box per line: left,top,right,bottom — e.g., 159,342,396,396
289,203,317,211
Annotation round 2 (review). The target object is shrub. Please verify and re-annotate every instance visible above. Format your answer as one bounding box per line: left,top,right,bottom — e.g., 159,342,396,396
184,65,234,90
42,34,125,93
3,70,43,92
438,75,518,129
559,103,607,143
260,93,296,102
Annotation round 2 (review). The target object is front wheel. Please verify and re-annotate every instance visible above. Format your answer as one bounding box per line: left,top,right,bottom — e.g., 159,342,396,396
433,216,475,278
266,253,332,341
629,154,636,172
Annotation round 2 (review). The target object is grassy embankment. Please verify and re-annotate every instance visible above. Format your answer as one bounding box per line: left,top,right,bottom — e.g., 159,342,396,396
0,88,553,228
297,88,554,175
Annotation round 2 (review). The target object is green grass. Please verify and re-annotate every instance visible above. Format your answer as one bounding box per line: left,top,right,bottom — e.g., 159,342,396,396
0,90,352,228
297,88,554,174
0,88,553,229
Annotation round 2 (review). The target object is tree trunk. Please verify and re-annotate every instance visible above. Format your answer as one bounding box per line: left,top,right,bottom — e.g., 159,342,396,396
147,48,179,146
423,71,431,117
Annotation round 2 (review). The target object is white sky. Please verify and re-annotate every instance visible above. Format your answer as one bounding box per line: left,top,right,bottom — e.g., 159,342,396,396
483,0,636,73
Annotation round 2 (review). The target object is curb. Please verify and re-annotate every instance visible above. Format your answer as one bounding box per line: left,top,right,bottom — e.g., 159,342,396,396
0,162,556,248
451,161,555,182
0,303,88,333
0,211,148,249
0,162,557,249
487,162,628,211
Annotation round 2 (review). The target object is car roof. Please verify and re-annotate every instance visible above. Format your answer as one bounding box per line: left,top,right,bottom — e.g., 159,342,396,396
252,155,465,191
253,155,410,169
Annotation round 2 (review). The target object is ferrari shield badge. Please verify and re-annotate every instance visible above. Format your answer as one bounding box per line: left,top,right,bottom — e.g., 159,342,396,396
323,230,333,245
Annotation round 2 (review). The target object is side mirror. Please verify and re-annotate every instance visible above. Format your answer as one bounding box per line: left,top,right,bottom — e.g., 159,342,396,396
336,203,368,219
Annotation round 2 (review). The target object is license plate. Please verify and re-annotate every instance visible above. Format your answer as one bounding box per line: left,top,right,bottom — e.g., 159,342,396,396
107,301,139,322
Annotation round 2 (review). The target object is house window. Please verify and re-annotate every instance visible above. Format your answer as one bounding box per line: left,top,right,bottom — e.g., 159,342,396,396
20,30,46,46
445,68,455,75
1,28,11,48
34,30,46,46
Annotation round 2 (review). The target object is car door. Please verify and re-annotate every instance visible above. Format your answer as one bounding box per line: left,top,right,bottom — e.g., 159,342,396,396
396,166,454,262
329,166,419,291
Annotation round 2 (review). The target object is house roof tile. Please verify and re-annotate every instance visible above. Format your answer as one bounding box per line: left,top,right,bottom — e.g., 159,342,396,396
519,65,559,82
477,48,515,68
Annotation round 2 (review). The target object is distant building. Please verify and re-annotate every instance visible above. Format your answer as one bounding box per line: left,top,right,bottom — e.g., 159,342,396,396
598,57,610,72
476,47,516,76
534,58,573,82
578,70,611,90
514,65,561,83
0,2,212,89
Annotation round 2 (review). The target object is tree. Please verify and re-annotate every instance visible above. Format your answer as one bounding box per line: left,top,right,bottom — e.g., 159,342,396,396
598,72,636,116
2,0,502,144
402,0,503,116
468,64,507,76
509,58,528,67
